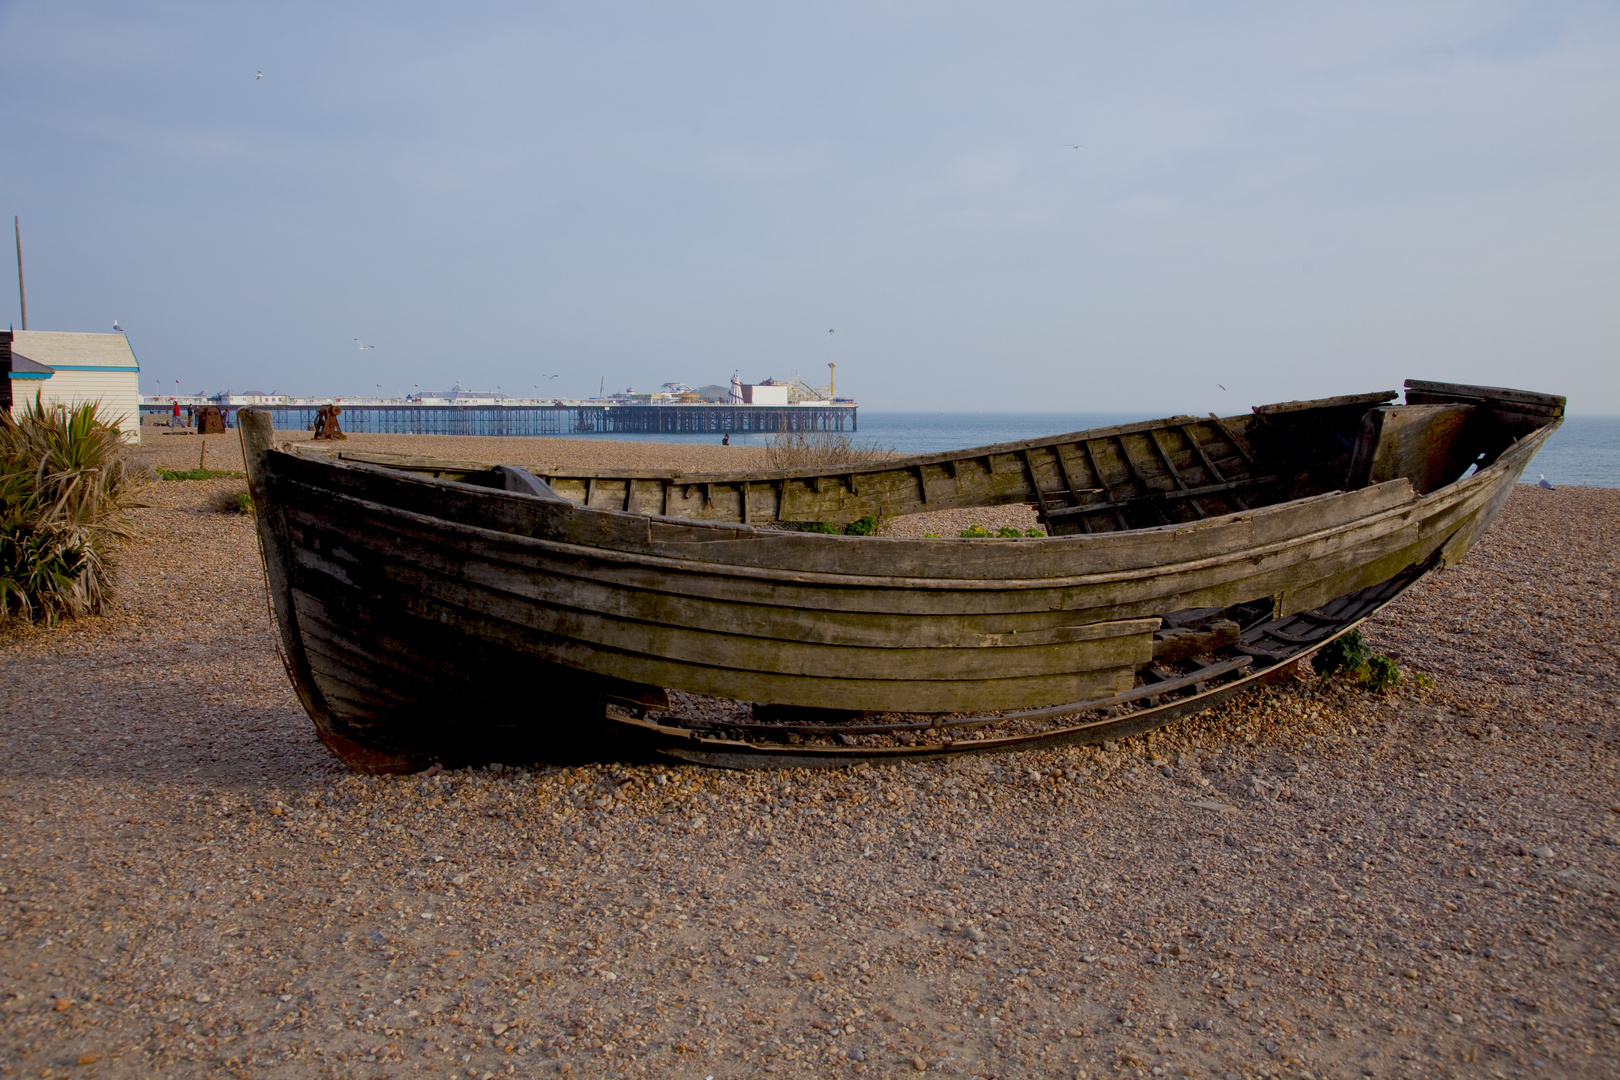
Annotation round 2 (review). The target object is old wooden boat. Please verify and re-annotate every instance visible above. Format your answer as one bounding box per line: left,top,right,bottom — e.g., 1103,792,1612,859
239,379,1563,772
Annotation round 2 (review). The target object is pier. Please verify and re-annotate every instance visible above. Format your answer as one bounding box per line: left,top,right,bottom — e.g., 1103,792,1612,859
140,402,857,436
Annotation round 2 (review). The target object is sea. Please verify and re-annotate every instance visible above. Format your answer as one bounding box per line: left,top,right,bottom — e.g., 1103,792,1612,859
548,411,1620,489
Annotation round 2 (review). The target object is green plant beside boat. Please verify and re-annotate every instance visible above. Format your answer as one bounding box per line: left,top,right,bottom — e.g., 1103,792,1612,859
1311,629,1403,693
156,466,243,481
213,488,254,515
959,525,1045,538
0,398,146,626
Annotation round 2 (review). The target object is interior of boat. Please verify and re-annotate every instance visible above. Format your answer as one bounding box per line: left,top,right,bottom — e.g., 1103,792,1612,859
307,379,1565,537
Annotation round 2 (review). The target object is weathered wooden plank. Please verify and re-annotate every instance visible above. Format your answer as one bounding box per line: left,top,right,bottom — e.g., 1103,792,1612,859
284,498,1168,678
1185,424,1231,482
282,411,1540,616
1075,439,1130,532
296,408,1294,528
1403,379,1566,413
1041,476,1278,520
1051,443,1083,503
282,505,1169,649
1253,391,1398,415
295,397,1403,530
1207,413,1257,465
289,546,1159,684
1147,428,1208,519
1345,404,1478,495
1152,619,1240,662
292,581,1144,713
273,469,1439,660
276,453,1423,591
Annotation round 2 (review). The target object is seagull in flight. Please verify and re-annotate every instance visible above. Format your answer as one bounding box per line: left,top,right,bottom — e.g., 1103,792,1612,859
256,71,263,79
1217,384,1226,391
113,320,123,332
355,338,375,350
1065,144,1086,149
1538,474,1555,490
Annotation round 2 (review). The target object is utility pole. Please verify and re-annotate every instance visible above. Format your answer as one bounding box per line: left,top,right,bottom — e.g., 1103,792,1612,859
14,217,26,331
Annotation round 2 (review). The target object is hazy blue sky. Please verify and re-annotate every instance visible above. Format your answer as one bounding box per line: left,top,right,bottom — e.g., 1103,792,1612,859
3,2,1616,412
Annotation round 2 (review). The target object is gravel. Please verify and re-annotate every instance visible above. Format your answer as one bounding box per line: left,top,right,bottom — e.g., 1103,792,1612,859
2,436,1617,1079
134,424,776,474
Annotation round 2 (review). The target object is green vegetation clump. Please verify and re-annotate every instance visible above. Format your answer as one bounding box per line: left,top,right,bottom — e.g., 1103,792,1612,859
1311,630,1369,677
0,398,146,625
795,516,879,535
1363,653,1401,694
156,466,243,481
1312,629,1404,693
213,489,254,515
958,525,1046,538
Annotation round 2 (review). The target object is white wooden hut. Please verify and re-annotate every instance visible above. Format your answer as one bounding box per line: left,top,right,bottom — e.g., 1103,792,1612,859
5,330,142,442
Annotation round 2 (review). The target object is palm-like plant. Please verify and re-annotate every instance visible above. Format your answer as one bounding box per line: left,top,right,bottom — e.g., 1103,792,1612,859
0,396,147,624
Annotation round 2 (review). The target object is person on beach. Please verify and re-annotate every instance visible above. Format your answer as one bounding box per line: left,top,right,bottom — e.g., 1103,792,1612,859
171,400,181,428
722,434,730,445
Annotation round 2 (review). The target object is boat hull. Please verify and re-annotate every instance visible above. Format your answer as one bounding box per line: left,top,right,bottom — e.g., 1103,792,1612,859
240,391,1558,772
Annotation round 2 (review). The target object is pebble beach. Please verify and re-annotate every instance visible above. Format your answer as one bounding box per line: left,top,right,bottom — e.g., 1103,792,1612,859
1,428,1616,1080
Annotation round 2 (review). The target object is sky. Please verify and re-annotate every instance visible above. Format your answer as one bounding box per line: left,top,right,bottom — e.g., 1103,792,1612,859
2,1,1616,412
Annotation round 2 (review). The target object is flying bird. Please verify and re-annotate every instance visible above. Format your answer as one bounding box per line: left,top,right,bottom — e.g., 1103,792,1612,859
256,71,263,79
1538,474,1555,490
1065,144,1086,149
113,320,123,332
1217,384,1226,391
355,338,375,350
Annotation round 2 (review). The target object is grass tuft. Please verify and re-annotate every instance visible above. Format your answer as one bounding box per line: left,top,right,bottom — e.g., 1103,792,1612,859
958,525,1046,539
212,488,254,515
156,467,243,481
765,430,892,471
0,396,148,625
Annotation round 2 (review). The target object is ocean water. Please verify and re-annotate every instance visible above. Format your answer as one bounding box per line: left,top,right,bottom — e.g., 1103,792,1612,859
1517,415,1620,489
547,410,1620,488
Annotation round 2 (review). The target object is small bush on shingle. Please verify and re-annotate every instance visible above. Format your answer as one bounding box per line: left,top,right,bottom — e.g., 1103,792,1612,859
1311,630,1369,678
0,397,147,625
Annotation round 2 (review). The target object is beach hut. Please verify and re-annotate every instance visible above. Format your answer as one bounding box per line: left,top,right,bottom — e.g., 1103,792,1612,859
4,330,142,442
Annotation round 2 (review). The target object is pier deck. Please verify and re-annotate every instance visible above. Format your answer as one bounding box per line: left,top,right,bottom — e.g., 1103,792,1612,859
140,402,857,436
